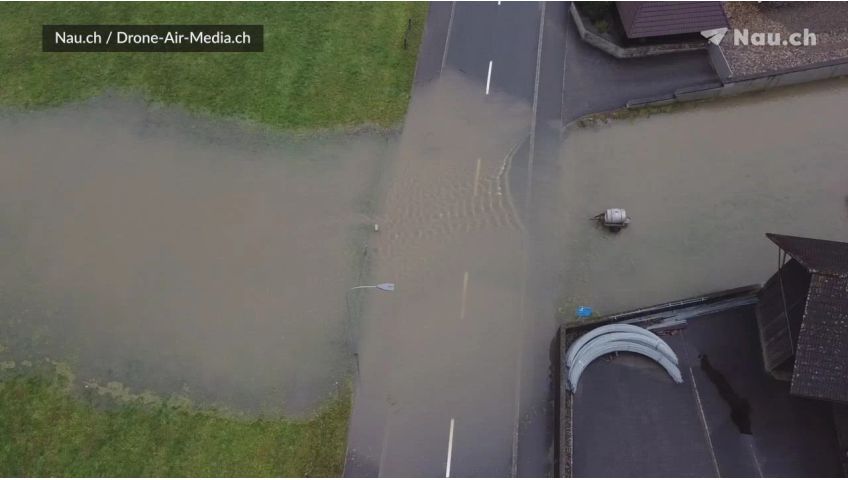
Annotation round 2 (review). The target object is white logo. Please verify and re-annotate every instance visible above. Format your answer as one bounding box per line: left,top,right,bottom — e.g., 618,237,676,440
701,27,728,46
703,27,818,47
732,28,817,47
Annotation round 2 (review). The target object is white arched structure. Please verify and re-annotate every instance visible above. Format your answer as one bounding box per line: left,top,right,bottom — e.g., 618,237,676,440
566,324,683,392
565,323,677,368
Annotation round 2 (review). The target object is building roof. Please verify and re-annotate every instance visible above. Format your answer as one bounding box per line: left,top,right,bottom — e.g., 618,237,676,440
767,233,848,277
766,233,848,403
792,274,848,402
616,1,729,39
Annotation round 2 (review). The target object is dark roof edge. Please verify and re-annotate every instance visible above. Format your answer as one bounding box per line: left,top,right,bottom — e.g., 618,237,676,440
766,232,846,247
766,232,848,277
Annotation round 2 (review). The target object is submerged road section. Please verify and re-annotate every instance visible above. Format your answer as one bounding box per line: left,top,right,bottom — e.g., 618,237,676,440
344,2,567,476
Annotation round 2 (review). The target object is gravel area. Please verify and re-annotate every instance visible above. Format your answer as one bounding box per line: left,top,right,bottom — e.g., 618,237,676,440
721,2,848,78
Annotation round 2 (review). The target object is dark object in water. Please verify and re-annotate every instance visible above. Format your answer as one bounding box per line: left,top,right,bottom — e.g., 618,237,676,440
591,208,630,233
700,354,752,435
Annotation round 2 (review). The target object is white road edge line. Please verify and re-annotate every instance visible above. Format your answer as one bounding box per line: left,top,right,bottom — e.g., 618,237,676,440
441,2,456,73
690,367,721,477
511,4,546,477
485,60,493,95
446,418,455,478
473,158,482,197
525,1,545,210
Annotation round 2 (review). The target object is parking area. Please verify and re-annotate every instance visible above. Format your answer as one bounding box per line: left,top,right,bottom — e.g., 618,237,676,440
562,3,719,122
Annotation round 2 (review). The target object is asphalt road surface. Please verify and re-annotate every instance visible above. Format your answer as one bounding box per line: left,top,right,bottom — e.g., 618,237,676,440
344,2,567,477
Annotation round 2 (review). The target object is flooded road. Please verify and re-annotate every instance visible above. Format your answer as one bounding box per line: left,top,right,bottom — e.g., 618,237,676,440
345,70,536,477
549,79,848,316
0,98,392,415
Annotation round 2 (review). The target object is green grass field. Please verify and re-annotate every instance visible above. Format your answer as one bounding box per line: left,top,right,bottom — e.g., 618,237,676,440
0,2,427,129
0,3,425,473
0,374,350,476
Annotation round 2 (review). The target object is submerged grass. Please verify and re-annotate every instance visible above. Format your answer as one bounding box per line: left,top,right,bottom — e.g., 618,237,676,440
571,102,698,129
0,2,415,474
0,2,427,130
0,373,351,476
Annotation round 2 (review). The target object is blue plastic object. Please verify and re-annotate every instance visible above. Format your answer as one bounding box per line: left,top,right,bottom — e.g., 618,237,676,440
576,306,593,318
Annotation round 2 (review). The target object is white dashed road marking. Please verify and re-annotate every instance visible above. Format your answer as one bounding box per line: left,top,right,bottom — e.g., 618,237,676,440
485,60,493,95
446,418,455,477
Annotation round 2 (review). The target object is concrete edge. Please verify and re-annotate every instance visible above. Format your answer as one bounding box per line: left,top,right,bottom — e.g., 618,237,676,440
628,57,848,111
728,49,848,83
557,326,572,478
625,93,675,109
564,46,848,132
708,43,734,81
569,3,706,59
564,284,761,330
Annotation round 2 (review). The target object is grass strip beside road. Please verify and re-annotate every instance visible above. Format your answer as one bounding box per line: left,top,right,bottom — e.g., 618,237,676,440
0,374,350,476
0,2,427,130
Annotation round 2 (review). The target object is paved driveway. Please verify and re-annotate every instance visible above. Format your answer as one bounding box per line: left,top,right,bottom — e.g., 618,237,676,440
561,3,719,122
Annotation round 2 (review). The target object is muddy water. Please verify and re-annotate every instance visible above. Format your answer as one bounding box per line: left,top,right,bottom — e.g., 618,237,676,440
551,79,848,315
0,98,391,415
346,70,537,476
369,71,531,281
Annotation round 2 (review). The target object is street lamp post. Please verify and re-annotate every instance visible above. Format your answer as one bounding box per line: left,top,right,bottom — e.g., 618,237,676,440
345,283,395,375
350,283,396,292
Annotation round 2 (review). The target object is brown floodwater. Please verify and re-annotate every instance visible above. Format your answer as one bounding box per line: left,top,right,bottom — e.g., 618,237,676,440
0,97,392,415
344,69,538,475
549,78,848,316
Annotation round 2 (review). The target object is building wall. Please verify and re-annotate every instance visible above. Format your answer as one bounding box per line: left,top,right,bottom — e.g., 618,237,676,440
755,258,810,373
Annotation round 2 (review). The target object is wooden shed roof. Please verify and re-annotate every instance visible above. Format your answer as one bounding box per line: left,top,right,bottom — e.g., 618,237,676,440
616,1,729,39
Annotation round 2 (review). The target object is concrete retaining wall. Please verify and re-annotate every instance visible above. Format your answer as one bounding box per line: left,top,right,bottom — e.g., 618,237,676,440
708,43,734,79
569,3,706,59
628,50,848,109
558,327,573,478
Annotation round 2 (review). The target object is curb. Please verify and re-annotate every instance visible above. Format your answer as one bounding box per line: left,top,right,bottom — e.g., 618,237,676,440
563,284,761,331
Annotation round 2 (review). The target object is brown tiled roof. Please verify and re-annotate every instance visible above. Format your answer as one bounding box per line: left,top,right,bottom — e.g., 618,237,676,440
766,233,848,403
616,1,729,39
792,274,848,402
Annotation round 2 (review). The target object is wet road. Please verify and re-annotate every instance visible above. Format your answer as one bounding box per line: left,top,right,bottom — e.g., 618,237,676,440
344,2,567,477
